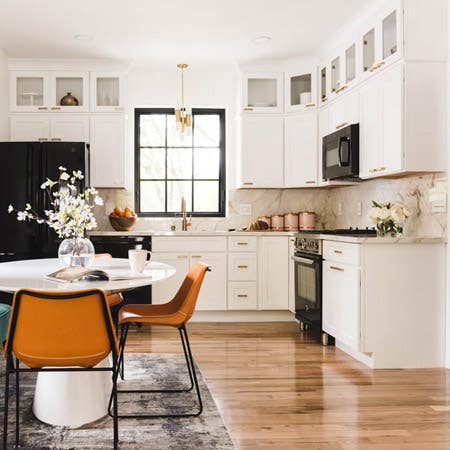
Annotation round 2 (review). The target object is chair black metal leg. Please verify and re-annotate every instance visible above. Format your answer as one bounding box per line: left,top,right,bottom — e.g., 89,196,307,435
117,323,129,381
111,323,203,419
15,358,20,448
112,355,119,450
3,357,10,450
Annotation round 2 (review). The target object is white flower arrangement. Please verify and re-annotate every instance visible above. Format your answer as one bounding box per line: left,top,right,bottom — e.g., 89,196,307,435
8,167,102,239
368,201,411,236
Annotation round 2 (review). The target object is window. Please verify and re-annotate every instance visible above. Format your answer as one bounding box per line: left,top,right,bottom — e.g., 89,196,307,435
135,108,226,217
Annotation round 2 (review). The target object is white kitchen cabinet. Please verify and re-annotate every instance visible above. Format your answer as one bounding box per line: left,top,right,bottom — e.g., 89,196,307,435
288,237,296,313
285,67,317,112
240,115,284,188
90,72,125,112
284,112,317,187
242,72,283,113
10,116,50,141
258,237,289,310
228,253,257,281
89,115,126,188
322,260,360,351
10,71,50,112
228,282,257,310
327,88,359,133
49,71,89,112
49,116,89,142
191,253,227,310
151,252,189,305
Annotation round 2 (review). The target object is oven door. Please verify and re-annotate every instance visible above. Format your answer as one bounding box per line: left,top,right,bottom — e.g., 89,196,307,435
292,253,322,321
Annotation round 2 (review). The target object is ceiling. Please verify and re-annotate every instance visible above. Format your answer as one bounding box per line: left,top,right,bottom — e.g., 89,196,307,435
0,0,373,63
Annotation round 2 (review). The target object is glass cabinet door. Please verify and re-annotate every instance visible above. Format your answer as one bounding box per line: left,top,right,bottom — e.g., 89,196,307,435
331,56,341,94
90,72,125,112
320,66,328,104
242,73,283,113
49,72,89,112
10,71,50,112
345,44,357,85
285,68,317,112
362,28,376,73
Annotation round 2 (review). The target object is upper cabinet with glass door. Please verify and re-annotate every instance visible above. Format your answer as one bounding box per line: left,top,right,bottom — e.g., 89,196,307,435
285,67,317,113
90,72,125,112
49,71,89,112
10,71,50,112
242,73,283,113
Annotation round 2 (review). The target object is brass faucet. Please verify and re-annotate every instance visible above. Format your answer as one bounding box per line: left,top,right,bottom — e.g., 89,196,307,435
181,195,192,231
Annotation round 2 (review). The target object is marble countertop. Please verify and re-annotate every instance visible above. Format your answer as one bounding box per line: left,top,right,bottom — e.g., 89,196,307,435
89,230,297,237
302,233,445,244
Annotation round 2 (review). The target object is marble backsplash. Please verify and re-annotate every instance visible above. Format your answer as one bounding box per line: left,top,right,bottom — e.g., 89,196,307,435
95,174,447,237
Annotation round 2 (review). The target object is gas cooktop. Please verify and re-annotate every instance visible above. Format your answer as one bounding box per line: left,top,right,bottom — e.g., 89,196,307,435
299,228,377,236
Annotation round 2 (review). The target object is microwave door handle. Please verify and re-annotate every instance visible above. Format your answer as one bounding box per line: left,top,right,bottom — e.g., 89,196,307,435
338,136,350,167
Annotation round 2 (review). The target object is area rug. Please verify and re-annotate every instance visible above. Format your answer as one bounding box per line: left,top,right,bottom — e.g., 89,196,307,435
0,353,235,449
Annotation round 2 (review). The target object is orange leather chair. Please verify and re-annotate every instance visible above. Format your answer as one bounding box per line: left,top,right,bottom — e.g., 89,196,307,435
111,262,210,419
2,289,120,449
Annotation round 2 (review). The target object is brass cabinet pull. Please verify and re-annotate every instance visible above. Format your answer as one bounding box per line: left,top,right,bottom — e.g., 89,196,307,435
191,255,202,258
51,107,61,110
51,138,62,141
335,122,349,130
305,180,316,184
305,103,316,108
369,166,387,173
330,265,344,272
237,294,248,298
243,182,254,186
37,107,48,110
334,250,343,254
243,107,253,111
237,265,248,269
177,255,188,259
369,64,378,73
322,96,328,102
38,137,48,142
335,85,347,94
237,242,248,246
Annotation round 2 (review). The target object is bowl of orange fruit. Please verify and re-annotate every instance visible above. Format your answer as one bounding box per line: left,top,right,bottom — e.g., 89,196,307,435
109,207,138,231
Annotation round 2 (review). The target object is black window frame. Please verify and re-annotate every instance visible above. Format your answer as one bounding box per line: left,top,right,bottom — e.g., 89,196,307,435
135,107,226,218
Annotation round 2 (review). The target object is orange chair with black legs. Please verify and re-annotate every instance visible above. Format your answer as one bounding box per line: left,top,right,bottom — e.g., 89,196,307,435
110,262,210,419
2,289,120,449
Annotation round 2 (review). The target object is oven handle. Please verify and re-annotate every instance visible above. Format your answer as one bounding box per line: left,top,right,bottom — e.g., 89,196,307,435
291,255,315,265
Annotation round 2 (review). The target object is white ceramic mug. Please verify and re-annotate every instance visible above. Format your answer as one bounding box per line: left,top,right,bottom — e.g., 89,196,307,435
128,249,151,273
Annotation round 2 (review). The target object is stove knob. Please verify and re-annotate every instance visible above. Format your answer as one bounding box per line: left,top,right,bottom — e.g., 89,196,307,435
300,238,307,249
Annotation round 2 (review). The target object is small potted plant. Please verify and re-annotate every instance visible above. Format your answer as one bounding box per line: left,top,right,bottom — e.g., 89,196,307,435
368,201,411,237
8,166,103,267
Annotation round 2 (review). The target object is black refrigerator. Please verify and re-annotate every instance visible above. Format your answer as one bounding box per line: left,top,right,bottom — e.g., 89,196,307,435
0,141,88,263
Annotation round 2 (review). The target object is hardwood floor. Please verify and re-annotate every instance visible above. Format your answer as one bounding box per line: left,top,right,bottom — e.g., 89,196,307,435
125,322,450,450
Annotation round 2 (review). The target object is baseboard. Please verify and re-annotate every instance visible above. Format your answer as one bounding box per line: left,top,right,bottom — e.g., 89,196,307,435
190,310,297,322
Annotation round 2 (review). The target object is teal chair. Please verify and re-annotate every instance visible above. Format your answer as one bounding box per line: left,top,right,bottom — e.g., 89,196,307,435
0,304,11,344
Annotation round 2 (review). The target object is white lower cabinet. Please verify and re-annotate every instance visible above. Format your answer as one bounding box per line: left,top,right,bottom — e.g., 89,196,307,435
49,116,89,142
322,260,360,351
89,115,126,188
228,282,257,310
258,237,289,310
151,252,190,305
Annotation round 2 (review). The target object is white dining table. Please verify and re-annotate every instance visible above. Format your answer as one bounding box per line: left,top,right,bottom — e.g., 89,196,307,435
0,257,176,428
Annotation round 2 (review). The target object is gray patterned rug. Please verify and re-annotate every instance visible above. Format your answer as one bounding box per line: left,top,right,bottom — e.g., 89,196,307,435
0,354,235,449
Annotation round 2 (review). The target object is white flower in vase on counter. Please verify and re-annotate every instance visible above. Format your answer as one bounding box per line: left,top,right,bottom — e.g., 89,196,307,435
368,201,411,237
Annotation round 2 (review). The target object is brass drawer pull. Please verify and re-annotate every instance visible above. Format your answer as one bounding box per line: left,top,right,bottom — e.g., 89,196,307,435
237,294,248,298
237,265,248,269
237,242,248,246
38,138,48,142
305,180,316,184
335,122,348,130
51,107,61,110
243,182,254,186
334,250,343,254
330,265,344,272
305,103,316,108
51,138,62,142
37,107,48,110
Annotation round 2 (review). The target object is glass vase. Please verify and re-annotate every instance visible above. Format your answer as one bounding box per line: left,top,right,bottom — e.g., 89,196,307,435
58,237,95,267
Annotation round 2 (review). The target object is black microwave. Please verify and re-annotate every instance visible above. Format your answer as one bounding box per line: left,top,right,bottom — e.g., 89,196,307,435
322,124,359,180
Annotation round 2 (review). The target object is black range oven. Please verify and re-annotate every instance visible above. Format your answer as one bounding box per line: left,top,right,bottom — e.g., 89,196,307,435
293,236,323,334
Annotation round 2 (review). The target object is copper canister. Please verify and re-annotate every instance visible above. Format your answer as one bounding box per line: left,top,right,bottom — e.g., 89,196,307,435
299,211,315,230
258,216,271,228
271,214,285,231
284,212,299,231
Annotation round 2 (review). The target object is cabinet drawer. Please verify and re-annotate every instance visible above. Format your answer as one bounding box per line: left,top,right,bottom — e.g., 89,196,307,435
228,253,257,280
228,236,257,252
323,241,360,266
228,282,257,310
152,236,227,252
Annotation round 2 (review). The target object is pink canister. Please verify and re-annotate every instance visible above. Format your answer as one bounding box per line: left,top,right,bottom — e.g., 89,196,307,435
299,211,315,230
284,212,299,231
271,214,285,231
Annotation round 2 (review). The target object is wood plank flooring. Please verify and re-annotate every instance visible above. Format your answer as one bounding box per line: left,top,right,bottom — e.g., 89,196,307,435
125,322,450,450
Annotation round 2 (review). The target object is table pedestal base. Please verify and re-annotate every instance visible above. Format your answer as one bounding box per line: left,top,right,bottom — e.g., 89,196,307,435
33,358,112,428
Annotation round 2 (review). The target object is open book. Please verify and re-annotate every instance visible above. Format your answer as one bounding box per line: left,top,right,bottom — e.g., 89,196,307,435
45,266,152,283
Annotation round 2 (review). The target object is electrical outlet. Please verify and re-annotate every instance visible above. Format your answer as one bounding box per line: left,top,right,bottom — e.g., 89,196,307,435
238,203,252,216
429,179,447,214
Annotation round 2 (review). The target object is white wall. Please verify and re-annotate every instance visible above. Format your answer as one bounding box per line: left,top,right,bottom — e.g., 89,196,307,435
0,48,8,140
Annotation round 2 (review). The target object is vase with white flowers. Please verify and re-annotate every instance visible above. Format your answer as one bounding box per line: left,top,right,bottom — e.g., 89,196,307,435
8,166,103,267
368,201,411,237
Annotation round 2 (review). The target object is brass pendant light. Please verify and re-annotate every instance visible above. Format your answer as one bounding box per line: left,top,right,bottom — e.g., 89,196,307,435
175,63,192,136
